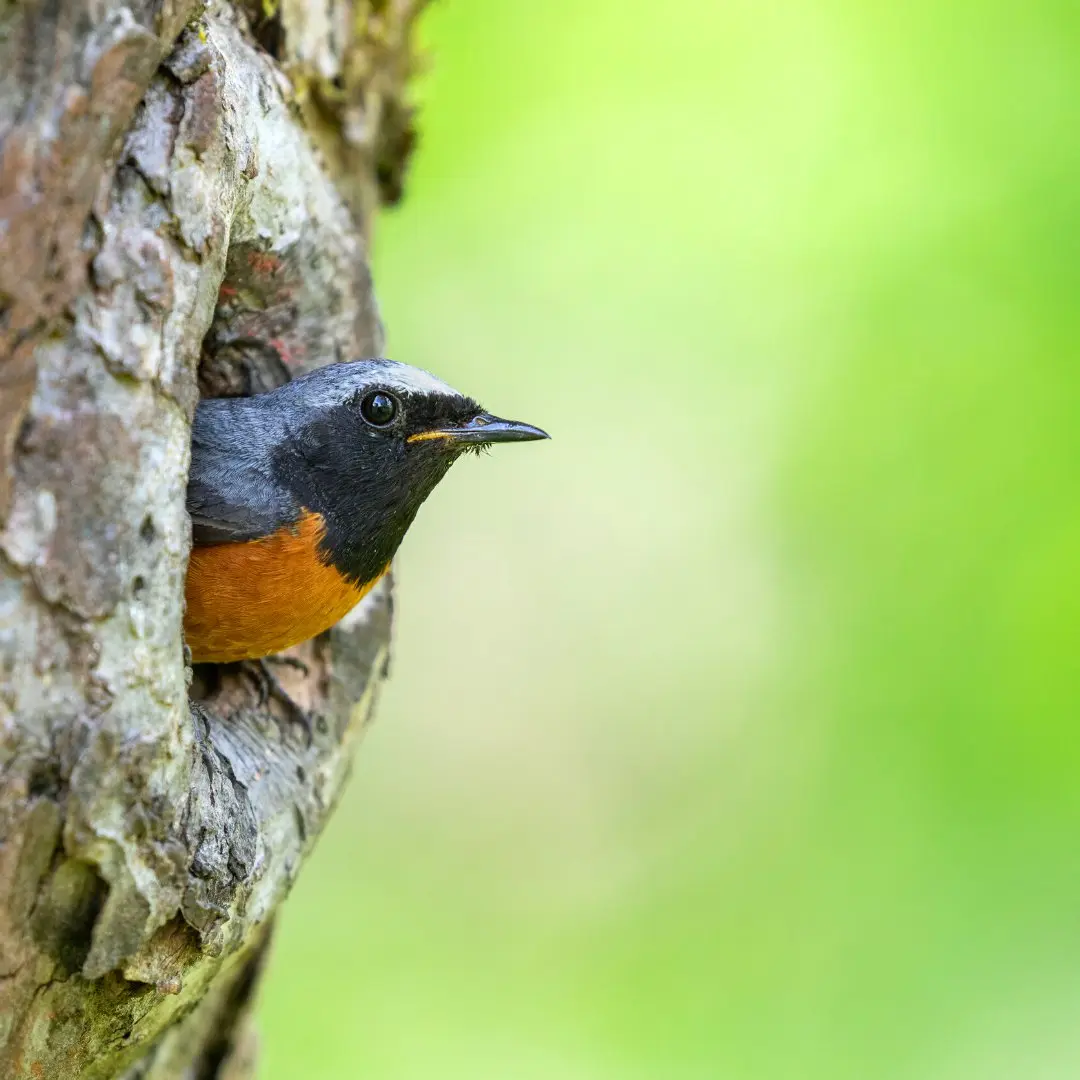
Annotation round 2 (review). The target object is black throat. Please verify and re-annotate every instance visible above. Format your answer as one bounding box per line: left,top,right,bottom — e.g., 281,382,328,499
271,405,460,586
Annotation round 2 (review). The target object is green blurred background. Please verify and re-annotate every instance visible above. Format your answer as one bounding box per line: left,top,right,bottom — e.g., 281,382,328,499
261,2,1080,1076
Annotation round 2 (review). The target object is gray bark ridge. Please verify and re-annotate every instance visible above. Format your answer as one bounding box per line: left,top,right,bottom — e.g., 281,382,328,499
0,0,424,1074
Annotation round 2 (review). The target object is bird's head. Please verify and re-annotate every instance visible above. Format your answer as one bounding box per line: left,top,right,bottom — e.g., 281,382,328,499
267,358,548,580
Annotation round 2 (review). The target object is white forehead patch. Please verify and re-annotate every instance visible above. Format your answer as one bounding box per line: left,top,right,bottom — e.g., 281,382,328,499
291,358,467,409
365,359,461,399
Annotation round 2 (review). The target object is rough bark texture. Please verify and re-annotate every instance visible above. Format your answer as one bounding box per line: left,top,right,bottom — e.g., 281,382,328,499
0,0,425,1075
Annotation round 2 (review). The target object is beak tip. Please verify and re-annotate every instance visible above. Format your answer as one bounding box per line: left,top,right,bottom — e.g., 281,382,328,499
468,415,550,444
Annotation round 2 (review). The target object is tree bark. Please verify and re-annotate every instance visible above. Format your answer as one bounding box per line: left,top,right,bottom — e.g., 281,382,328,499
0,1,425,1075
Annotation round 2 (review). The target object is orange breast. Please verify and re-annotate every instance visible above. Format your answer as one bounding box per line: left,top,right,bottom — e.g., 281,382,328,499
184,511,385,664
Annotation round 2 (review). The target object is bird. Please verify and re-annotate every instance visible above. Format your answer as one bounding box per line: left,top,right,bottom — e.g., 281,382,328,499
183,358,548,680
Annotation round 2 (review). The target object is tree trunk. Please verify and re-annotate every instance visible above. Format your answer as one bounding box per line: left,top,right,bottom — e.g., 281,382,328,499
0,1,425,1075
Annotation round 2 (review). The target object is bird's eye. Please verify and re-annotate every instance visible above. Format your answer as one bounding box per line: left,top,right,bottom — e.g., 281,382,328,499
360,391,398,426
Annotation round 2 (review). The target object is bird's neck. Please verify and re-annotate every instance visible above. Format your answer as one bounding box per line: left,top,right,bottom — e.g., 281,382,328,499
283,446,456,586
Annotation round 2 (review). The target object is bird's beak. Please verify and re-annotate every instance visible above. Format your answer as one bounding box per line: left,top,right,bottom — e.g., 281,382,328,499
409,413,550,446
